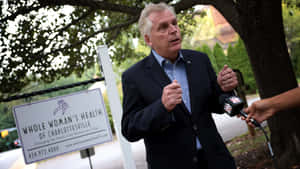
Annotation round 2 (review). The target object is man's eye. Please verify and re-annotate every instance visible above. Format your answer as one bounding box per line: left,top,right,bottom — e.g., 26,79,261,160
159,24,168,31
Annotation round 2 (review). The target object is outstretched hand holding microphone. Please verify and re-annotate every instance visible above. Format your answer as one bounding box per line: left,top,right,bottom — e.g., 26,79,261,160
243,87,300,127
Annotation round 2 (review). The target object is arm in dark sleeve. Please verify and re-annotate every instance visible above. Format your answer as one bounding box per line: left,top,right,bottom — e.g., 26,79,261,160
205,55,234,114
121,73,174,142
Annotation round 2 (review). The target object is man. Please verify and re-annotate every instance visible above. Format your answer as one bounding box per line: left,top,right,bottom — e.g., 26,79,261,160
121,3,238,169
244,87,300,126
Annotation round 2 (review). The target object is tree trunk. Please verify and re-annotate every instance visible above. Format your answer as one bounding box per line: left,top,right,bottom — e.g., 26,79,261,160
215,0,300,168
236,0,300,168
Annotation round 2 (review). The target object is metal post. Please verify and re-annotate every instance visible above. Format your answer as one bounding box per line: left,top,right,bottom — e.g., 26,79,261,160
97,45,137,169
87,150,93,169
80,148,95,169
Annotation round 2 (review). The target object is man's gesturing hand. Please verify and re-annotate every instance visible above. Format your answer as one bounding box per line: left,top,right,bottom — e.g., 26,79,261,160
162,80,182,112
217,65,238,92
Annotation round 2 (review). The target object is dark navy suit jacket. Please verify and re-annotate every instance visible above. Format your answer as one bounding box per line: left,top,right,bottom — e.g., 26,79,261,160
121,49,236,169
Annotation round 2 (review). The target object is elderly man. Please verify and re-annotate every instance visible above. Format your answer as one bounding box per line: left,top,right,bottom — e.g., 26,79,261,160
121,2,238,169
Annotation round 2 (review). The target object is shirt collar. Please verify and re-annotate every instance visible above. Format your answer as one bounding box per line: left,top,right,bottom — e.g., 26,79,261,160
152,49,184,67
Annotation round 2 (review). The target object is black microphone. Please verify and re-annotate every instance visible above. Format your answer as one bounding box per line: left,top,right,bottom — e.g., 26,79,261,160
220,95,261,127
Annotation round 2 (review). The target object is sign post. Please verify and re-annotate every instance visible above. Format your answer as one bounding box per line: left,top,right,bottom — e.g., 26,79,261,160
80,147,95,169
97,45,137,169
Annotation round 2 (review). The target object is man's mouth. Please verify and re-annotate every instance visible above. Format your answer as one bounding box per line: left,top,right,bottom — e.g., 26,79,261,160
169,38,180,43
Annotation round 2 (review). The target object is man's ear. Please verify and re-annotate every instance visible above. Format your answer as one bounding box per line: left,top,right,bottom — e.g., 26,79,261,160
144,34,152,47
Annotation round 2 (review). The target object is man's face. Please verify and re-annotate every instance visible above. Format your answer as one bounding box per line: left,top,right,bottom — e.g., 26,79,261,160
145,10,181,61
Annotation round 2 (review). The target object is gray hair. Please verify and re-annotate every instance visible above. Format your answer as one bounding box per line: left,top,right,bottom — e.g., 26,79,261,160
138,2,176,37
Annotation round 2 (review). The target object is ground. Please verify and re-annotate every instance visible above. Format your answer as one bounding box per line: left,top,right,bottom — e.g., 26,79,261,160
234,144,274,169
226,127,300,169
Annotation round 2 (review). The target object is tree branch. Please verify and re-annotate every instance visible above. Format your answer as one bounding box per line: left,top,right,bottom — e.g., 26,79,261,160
174,0,199,13
213,0,241,35
38,0,141,16
173,0,240,33
47,16,139,56
174,0,217,11
0,3,46,22
49,8,96,44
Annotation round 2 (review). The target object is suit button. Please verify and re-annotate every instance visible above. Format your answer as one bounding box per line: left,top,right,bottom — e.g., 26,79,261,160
193,124,198,131
193,156,198,163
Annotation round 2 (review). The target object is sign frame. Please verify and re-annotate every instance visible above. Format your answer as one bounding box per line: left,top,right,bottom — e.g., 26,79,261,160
13,88,113,164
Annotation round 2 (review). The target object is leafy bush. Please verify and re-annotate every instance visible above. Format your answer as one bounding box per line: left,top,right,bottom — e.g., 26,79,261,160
227,39,257,94
197,39,257,94
196,44,218,72
213,43,228,73
0,104,18,152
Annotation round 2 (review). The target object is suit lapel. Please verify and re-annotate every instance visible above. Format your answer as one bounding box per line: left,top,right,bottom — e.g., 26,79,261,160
182,52,198,119
144,53,171,90
144,52,191,117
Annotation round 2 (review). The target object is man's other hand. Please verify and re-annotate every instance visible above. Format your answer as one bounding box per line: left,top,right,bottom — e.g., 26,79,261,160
162,80,182,112
217,65,238,92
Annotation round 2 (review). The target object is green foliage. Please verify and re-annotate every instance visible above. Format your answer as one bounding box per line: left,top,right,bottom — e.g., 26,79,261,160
226,43,237,68
182,9,216,49
0,130,18,152
0,104,15,129
293,41,300,77
284,0,300,8
177,9,197,40
282,3,300,78
196,39,257,94
196,44,218,72
0,0,196,95
227,39,257,93
0,101,22,152
213,43,227,73
0,3,99,95
113,38,147,79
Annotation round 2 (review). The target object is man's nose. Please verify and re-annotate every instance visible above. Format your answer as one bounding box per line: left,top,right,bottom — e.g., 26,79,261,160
169,24,177,34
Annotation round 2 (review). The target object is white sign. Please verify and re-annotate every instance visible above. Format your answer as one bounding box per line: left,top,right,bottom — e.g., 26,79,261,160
13,89,113,164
